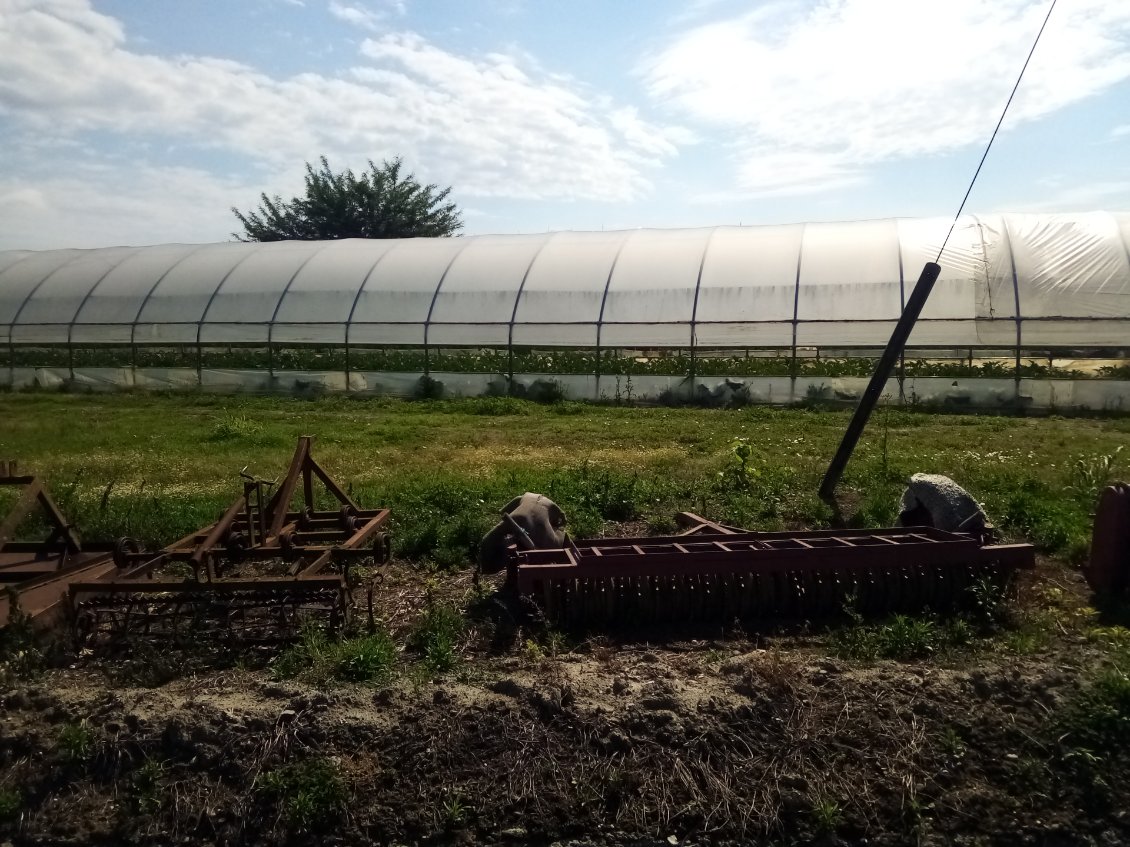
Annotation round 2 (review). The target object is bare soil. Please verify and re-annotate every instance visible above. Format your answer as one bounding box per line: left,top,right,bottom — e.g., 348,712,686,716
2,555,1129,847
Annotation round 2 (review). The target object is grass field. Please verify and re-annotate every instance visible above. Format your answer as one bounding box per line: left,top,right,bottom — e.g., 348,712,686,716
1,392,1126,564
3,391,1130,845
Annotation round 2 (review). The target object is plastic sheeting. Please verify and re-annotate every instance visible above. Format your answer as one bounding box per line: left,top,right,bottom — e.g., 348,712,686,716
2,365,1128,412
1,212,1128,350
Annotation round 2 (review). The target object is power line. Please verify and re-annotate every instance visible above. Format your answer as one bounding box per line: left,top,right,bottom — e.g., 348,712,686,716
936,0,1058,261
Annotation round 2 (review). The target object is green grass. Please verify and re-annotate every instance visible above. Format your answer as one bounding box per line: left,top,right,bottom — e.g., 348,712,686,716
271,624,397,685
56,722,95,762
831,612,976,661
128,758,165,815
259,758,345,831
0,787,21,822
0,393,1124,563
1058,653,1130,750
809,795,843,834
409,596,466,674
0,607,47,683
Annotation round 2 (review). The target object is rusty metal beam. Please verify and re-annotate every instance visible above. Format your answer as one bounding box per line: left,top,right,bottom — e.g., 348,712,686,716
819,262,942,500
268,436,311,538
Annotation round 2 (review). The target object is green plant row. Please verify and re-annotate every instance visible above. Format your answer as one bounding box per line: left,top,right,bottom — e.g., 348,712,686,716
5,345,1129,379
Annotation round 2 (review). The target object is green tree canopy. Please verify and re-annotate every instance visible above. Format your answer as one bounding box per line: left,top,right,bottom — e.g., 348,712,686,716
232,156,463,241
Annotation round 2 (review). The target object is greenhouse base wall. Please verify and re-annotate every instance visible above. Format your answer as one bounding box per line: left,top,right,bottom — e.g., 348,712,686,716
3,366,1130,413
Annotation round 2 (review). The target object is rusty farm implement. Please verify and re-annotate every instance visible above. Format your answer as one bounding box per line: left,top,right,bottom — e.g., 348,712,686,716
508,512,1035,629
0,463,117,633
69,437,390,647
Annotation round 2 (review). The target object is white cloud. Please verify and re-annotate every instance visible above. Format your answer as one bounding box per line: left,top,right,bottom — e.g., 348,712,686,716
328,1,386,31
1112,124,1130,139
642,0,1130,196
1007,176,1130,212
0,0,681,238
0,163,266,249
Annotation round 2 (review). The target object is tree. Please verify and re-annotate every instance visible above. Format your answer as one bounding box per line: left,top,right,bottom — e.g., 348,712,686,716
232,156,463,241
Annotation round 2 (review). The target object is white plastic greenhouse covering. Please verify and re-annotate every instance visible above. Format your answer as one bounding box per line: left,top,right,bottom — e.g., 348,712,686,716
1,211,1128,409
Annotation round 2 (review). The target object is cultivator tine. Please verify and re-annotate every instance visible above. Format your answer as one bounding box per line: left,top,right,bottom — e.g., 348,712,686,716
514,525,1035,629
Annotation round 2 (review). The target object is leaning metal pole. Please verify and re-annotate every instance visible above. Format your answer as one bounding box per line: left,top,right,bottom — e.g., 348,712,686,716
819,261,942,501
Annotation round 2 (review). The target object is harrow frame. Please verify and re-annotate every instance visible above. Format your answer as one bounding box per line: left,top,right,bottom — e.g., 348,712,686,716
0,463,116,632
70,437,390,646
511,513,1034,627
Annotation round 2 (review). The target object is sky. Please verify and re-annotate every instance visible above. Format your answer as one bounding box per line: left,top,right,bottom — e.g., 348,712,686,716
1,0,1129,250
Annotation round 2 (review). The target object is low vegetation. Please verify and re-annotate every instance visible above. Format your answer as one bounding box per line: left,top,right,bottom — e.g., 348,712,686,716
271,623,397,685
258,758,346,831
1,393,1123,561
1,392,1129,844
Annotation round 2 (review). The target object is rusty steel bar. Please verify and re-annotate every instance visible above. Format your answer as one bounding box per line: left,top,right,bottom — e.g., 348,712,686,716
268,436,311,538
674,511,741,535
190,493,247,569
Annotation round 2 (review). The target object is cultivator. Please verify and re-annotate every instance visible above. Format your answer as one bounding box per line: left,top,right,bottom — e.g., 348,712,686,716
511,513,1034,627
70,437,390,647
0,463,117,632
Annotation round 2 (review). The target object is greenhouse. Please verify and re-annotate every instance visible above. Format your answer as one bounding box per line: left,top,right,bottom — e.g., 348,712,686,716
1,211,1128,411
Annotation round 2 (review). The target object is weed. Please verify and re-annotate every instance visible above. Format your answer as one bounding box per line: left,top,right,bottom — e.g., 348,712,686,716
467,396,532,416
1068,445,1124,503
57,721,95,762
550,462,641,522
939,727,966,759
432,544,469,570
809,795,843,834
0,787,21,822
0,605,46,683
967,576,1009,629
259,758,345,831
410,596,466,674
414,375,444,399
207,412,264,441
1057,659,1130,749
129,758,165,814
335,632,398,682
987,477,1091,561
718,437,760,492
831,607,975,662
702,648,727,667
543,629,569,657
522,639,545,662
1001,616,1055,655
441,794,467,829
271,623,397,685
1088,626,1130,648
876,615,938,660
526,378,567,404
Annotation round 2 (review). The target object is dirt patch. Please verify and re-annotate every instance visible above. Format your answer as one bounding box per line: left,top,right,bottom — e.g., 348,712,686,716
3,544,1129,845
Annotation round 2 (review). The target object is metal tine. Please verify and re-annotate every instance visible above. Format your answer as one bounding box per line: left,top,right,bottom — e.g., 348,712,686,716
788,571,804,618
906,564,923,611
890,565,908,613
862,566,883,615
